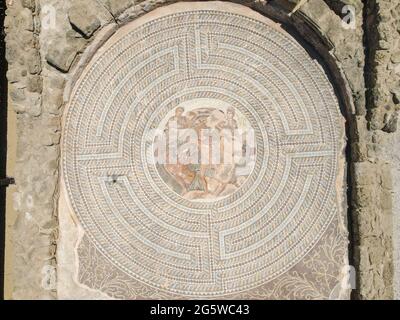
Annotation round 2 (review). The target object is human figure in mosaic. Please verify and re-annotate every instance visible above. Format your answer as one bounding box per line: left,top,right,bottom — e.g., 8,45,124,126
216,107,238,133
164,107,195,194
210,107,239,196
167,106,187,129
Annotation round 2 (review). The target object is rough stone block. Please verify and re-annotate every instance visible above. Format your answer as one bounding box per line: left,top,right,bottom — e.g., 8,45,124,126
18,8,34,32
352,186,377,209
26,49,41,74
26,93,42,117
100,0,136,17
68,6,101,38
352,162,376,186
382,111,398,133
380,189,393,210
43,89,64,115
45,39,85,73
391,88,400,104
27,75,43,93
6,68,22,83
9,83,26,103
12,103,27,114
371,86,389,107
370,108,388,130
380,163,393,190
350,142,367,162
22,0,35,11
49,75,66,90
5,41,19,64
390,51,400,64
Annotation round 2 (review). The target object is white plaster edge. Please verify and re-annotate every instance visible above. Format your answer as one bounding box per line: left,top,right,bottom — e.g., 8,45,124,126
57,178,114,300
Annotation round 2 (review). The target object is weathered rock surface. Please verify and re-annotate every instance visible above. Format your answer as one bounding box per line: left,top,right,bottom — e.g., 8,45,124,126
68,5,101,38
45,36,86,72
99,0,136,18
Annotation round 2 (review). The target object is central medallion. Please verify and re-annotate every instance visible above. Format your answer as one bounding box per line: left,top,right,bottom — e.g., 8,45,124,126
152,98,256,201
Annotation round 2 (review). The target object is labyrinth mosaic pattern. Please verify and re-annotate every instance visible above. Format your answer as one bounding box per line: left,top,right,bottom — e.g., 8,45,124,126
61,3,348,299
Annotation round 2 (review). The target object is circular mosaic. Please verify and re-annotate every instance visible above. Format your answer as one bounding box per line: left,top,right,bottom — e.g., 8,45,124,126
63,3,344,297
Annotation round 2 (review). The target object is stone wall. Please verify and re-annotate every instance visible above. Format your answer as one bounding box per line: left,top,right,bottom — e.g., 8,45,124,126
5,0,57,299
362,0,400,299
3,0,399,299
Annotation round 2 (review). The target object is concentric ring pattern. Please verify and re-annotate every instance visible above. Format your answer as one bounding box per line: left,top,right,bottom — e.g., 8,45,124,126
62,6,344,297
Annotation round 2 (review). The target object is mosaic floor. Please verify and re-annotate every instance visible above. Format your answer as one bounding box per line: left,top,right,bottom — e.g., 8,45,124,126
60,2,349,299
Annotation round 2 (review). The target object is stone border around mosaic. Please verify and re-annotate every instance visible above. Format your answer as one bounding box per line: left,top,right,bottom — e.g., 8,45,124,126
60,3,347,298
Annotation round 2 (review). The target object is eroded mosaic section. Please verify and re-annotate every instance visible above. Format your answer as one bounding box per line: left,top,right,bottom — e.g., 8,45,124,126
62,3,347,299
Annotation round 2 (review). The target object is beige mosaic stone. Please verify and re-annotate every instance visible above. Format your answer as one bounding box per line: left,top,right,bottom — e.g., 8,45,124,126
59,2,348,299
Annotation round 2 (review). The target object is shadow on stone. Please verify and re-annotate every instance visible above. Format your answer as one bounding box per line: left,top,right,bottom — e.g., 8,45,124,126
0,0,8,301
